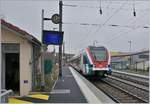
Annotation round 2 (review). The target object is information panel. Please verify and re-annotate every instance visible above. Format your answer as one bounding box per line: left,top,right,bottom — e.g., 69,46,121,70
43,30,64,45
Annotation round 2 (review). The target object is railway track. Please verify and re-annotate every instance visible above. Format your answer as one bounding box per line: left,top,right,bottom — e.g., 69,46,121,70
112,70,149,87
92,72,149,103
70,65,149,103
93,79,147,103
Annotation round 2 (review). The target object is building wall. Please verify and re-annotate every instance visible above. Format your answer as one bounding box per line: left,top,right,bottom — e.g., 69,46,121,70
1,27,32,96
111,51,149,70
136,60,149,70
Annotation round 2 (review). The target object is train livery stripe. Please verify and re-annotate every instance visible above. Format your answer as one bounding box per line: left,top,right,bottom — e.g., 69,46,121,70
105,47,110,65
85,48,93,64
87,47,95,64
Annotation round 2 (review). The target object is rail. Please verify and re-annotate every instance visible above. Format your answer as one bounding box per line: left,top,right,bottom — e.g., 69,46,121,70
70,64,149,103
0,89,13,103
93,80,147,103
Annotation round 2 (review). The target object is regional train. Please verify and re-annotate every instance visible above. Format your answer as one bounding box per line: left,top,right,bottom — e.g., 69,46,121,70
69,46,112,77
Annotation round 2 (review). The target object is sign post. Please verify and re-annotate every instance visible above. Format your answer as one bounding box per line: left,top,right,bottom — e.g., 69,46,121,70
41,1,63,81
59,0,63,77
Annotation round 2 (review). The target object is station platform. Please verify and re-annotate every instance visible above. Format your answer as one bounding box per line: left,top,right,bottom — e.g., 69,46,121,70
49,66,114,103
9,66,114,103
48,66,87,103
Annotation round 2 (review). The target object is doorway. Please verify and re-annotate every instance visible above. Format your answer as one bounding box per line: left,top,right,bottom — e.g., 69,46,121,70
5,53,20,94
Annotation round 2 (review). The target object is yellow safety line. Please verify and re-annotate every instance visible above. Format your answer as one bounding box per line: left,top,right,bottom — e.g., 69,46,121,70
28,94,49,100
8,98,32,104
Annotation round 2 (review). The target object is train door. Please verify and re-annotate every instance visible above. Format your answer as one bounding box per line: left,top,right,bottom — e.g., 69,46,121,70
80,54,85,74
83,54,88,75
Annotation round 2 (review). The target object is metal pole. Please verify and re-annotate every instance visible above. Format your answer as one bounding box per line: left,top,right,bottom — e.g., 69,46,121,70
59,0,63,77
128,41,131,52
41,9,45,91
42,9,44,43
63,42,65,65
128,40,132,70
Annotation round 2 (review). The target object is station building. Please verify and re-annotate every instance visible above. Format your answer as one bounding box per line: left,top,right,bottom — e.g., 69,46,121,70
1,19,41,96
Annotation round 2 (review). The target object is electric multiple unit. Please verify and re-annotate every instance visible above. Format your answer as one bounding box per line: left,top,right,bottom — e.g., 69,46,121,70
70,46,112,77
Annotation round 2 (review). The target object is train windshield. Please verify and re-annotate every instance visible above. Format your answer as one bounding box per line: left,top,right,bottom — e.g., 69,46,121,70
90,47,107,61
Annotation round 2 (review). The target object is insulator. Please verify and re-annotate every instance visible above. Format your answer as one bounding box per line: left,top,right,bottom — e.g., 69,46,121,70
99,9,102,14
133,11,136,17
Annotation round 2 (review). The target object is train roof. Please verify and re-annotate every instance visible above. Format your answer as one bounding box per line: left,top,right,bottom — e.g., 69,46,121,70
88,46,106,48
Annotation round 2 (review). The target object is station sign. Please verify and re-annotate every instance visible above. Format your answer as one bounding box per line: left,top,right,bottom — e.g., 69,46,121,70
43,30,64,45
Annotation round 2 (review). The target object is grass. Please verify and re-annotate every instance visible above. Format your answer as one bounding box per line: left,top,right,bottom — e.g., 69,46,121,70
33,64,59,92
44,65,59,91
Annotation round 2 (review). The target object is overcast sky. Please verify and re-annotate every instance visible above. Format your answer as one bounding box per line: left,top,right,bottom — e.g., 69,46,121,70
0,0,149,53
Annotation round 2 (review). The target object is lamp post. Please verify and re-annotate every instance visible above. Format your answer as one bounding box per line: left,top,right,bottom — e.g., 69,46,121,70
128,40,132,52
41,1,63,78
40,9,45,91
59,0,63,77
128,40,132,69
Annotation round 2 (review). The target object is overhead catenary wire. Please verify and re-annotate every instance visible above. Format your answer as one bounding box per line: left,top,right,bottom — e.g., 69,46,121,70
62,1,149,51
88,1,128,39
73,1,130,49
74,0,148,49
104,28,136,44
63,22,149,29
63,3,149,12
104,9,149,44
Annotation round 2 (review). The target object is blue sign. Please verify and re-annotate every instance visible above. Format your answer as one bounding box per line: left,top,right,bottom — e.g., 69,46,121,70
43,30,63,45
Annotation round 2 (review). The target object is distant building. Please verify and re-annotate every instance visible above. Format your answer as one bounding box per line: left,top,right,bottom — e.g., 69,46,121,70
53,52,74,63
111,50,149,70
1,19,41,96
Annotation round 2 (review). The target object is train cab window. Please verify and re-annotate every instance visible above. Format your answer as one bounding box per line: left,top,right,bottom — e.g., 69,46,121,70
90,47,107,61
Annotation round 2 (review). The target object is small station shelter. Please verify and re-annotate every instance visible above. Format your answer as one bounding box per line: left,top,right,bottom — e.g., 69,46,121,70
1,19,41,96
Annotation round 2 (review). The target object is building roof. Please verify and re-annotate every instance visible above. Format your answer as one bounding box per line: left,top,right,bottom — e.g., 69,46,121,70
1,19,41,46
112,50,149,57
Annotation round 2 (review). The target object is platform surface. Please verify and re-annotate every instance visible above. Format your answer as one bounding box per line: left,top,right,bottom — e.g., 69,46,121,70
9,66,115,103
48,66,87,103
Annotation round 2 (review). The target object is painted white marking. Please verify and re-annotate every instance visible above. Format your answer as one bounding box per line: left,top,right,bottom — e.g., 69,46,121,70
93,67,109,71
69,67,101,103
64,75,73,77
51,78,58,91
50,89,70,94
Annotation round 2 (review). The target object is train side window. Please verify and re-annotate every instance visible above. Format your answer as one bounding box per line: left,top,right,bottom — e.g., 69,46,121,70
83,56,87,64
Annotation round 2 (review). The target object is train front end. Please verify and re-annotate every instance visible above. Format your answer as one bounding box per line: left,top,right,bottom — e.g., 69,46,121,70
85,46,112,76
